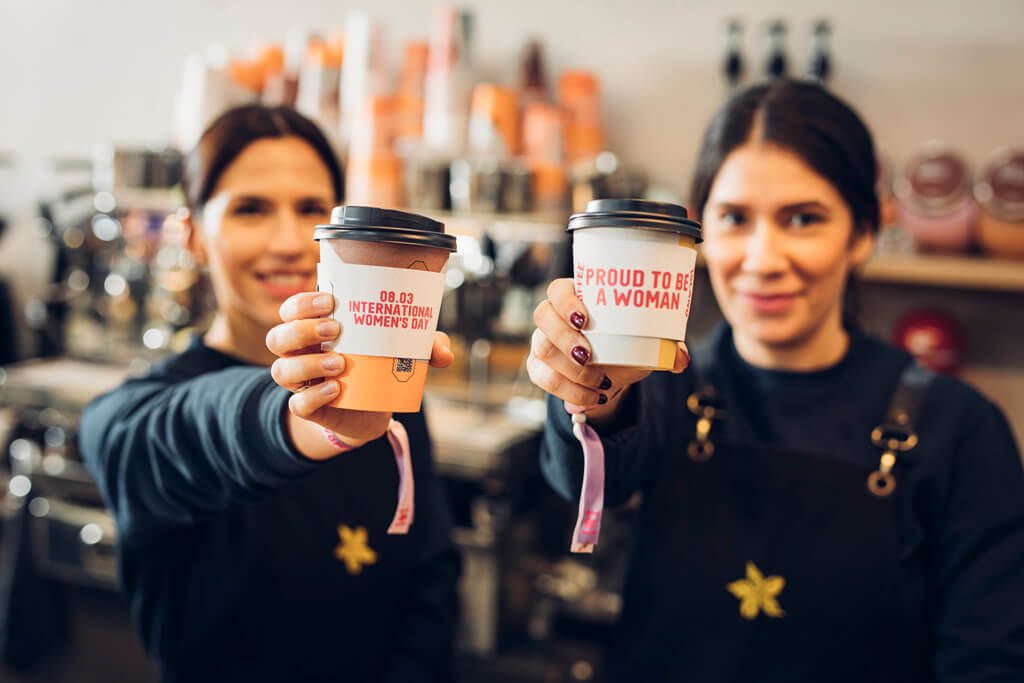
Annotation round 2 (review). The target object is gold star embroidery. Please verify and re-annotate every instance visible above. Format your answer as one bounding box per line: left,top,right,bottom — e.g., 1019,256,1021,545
726,562,786,619
333,525,378,575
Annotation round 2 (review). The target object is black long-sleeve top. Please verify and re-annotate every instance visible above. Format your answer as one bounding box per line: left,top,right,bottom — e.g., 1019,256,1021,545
542,324,1024,681
80,339,459,683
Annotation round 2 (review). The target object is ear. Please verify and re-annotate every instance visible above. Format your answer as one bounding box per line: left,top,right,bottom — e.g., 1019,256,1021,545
182,210,208,266
848,223,876,268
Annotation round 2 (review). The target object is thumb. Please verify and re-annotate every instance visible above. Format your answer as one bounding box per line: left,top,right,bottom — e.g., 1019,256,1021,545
429,331,454,368
671,342,691,374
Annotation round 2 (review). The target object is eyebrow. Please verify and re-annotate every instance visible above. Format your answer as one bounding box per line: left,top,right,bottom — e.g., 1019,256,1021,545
711,201,830,213
230,195,330,204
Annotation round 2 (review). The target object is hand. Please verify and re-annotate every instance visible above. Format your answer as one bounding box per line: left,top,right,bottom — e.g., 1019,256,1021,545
267,292,454,458
526,278,689,422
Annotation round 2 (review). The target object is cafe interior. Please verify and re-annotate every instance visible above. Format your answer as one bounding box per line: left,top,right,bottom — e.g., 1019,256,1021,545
1,1,1022,681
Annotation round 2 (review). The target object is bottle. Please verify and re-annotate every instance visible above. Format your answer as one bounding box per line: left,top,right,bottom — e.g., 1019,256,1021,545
423,5,476,156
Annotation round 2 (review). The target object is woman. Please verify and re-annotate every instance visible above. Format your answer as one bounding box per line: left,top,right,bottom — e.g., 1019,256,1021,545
529,80,1024,681
80,105,459,682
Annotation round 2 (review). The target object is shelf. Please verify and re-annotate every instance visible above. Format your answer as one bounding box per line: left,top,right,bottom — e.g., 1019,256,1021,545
694,250,1024,294
860,252,1024,293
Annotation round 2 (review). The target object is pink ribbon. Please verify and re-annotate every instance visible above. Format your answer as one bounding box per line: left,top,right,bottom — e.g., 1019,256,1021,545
385,419,415,535
566,403,605,553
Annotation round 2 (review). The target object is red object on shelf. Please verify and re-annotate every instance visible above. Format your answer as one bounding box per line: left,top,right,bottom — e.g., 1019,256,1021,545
892,309,965,375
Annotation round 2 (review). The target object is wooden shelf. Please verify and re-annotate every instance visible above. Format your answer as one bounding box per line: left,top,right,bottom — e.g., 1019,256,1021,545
860,252,1024,293
694,251,1024,294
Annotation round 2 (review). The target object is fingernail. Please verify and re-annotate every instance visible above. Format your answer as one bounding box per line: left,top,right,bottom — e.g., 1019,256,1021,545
321,380,338,396
569,311,586,329
597,393,608,405
322,355,341,372
313,294,332,311
571,346,590,365
681,344,691,364
599,375,612,391
317,320,339,337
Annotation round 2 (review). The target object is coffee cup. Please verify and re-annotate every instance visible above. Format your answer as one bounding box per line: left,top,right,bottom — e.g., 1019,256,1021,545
569,199,702,369
315,206,456,412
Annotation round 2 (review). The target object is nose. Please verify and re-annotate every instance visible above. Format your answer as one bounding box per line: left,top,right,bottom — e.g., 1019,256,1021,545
269,208,314,258
740,219,787,276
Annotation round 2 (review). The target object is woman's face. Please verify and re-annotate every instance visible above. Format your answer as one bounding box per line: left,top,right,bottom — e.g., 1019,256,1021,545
191,136,334,333
701,142,874,349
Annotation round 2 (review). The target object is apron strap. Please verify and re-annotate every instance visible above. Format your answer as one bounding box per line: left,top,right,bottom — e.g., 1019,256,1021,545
867,362,934,497
686,341,726,461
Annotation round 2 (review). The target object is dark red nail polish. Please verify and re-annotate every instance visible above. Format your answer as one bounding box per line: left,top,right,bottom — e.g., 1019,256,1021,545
569,312,586,329
571,346,590,365
599,375,612,390
597,393,608,405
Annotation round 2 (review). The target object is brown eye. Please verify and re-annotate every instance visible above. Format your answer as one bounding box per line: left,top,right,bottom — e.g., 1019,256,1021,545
298,203,330,217
789,212,824,228
721,211,747,227
232,201,267,216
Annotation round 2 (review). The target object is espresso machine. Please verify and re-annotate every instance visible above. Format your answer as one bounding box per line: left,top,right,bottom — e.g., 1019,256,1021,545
1,147,187,680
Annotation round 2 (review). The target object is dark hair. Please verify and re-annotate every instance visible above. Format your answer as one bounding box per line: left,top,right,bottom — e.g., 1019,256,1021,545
182,104,343,212
689,80,879,326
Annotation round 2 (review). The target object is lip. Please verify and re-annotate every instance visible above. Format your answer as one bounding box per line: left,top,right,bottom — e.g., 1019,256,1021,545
255,270,315,299
739,291,800,314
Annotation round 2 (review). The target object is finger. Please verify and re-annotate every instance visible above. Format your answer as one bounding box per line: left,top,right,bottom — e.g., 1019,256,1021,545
429,331,454,369
533,300,592,367
288,379,341,419
526,353,606,407
530,328,609,390
271,353,346,391
266,318,340,357
671,342,691,374
279,292,334,323
546,278,589,330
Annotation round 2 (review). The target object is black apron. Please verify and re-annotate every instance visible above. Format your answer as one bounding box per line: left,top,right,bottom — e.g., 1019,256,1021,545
608,353,935,682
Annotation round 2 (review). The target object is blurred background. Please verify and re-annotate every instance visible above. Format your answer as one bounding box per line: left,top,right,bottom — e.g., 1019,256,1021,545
1,1,1022,681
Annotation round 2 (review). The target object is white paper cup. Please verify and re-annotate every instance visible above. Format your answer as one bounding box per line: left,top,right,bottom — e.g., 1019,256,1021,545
569,199,702,370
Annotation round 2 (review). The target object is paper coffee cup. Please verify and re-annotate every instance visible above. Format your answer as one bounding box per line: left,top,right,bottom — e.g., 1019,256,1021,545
569,199,702,369
315,206,457,412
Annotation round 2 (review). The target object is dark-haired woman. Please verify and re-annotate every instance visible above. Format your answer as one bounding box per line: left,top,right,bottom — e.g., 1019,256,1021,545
529,80,1024,681
80,105,459,682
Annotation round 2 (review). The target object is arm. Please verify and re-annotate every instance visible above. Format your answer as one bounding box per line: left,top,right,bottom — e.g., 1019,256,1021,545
932,401,1024,680
529,277,688,508
80,366,317,544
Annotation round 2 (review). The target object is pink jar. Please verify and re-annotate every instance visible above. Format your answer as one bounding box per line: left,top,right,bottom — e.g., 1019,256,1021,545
895,144,976,252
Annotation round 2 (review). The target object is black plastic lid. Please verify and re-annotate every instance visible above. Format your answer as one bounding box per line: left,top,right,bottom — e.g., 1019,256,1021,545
314,205,457,251
567,198,702,242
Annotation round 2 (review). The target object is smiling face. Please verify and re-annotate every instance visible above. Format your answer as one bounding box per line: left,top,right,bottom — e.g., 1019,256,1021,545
190,136,334,335
701,142,874,361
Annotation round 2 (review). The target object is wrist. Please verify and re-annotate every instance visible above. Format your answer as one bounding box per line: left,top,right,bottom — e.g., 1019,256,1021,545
286,412,350,461
323,427,364,452
582,385,633,429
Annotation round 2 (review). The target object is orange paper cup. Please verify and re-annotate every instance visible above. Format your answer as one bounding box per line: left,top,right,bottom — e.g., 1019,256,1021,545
315,206,456,412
